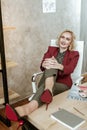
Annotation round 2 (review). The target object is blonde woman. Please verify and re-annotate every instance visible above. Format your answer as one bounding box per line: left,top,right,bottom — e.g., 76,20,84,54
5,30,79,130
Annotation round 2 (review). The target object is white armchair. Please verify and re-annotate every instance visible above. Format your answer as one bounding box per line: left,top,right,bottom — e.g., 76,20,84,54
29,40,84,101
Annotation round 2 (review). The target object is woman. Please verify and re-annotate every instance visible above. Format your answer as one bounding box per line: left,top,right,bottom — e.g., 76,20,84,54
5,30,79,129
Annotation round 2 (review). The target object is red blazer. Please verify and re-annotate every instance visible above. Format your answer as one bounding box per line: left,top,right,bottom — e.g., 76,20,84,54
40,46,79,88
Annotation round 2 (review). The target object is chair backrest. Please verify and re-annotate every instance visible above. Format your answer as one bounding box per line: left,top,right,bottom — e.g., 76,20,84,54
50,39,84,83
71,41,84,82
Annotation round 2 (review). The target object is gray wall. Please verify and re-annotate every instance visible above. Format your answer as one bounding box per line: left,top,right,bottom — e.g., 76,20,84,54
1,0,82,97
80,0,87,73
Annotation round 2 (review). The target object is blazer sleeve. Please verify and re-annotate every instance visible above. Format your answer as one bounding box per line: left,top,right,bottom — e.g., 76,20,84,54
59,51,79,76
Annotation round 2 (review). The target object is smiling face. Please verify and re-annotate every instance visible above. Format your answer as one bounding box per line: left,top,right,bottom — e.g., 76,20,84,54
58,32,72,50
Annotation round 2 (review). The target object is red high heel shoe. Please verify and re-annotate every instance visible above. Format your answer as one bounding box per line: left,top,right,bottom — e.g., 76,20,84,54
40,89,53,110
5,104,30,130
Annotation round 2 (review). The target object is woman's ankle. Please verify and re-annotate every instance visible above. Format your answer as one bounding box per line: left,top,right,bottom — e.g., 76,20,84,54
15,107,26,117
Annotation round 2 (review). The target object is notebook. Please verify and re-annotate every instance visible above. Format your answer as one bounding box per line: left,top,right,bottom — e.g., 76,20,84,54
51,108,85,130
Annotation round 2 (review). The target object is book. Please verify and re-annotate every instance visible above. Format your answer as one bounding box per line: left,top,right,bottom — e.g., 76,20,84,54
51,108,85,130
67,84,87,101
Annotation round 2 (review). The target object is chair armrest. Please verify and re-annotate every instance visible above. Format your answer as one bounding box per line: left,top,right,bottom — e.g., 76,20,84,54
29,71,43,101
31,71,43,93
32,71,43,82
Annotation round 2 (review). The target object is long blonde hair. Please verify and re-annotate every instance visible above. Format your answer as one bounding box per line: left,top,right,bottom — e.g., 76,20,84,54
57,30,76,50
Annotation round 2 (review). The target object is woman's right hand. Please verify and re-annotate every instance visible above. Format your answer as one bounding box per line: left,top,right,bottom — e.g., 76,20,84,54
42,57,53,69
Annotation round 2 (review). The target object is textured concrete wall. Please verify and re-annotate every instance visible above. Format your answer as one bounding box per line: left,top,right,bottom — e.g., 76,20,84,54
1,0,81,97
80,0,87,73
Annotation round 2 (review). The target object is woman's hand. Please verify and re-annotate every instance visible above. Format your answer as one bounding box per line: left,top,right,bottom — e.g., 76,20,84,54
42,56,64,70
42,57,54,69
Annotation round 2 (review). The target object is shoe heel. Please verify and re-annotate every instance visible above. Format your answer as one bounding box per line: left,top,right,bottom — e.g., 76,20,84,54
46,103,48,110
17,120,24,130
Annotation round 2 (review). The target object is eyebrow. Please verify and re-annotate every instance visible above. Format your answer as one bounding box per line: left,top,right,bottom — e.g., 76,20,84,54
60,35,71,40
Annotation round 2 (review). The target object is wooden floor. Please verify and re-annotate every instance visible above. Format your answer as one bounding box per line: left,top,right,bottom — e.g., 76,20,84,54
0,98,29,130
0,121,22,130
